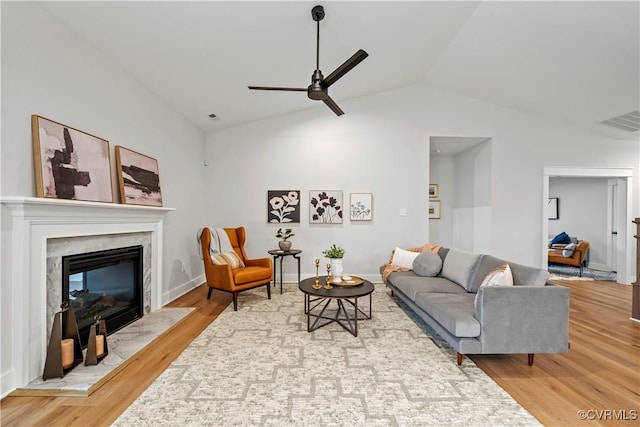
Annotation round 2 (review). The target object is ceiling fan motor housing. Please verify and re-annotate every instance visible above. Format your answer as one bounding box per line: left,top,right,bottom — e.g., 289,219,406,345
308,70,327,100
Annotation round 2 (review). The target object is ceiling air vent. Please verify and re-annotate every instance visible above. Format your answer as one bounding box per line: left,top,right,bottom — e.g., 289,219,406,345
599,110,640,132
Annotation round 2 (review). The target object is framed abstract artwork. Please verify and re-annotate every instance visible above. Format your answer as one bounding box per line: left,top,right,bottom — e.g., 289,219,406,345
267,190,301,223
309,190,343,224
428,201,441,219
115,146,163,206
548,197,559,220
429,184,439,198
31,115,113,202
350,193,373,221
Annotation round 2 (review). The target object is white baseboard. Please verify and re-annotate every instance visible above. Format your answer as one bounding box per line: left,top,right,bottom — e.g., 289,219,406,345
162,274,205,305
1,369,16,399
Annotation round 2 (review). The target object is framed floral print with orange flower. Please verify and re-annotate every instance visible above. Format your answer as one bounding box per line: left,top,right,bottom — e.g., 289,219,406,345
267,190,300,223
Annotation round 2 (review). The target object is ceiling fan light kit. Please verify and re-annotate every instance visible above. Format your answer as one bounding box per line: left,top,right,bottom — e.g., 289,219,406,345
248,5,368,116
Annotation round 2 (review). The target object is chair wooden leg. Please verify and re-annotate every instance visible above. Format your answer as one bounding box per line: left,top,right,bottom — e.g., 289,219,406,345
528,353,535,366
207,287,213,299
232,292,238,311
267,283,271,300
457,353,463,365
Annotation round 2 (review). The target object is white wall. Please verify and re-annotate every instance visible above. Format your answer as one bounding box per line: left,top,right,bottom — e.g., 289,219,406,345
205,106,430,281
549,177,609,269
206,83,639,278
1,2,207,395
452,140,492,252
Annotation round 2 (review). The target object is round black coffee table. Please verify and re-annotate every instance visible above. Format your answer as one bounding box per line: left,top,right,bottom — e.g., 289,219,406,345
298,276,374,337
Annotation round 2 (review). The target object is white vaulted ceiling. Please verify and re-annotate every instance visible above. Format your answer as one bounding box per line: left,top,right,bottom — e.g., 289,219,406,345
38,1,639,138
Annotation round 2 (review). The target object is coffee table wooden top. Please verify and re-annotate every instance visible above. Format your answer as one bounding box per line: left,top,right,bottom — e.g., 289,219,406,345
299,276,374,298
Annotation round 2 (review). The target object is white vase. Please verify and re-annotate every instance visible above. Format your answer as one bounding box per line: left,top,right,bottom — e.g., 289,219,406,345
330,258,343,279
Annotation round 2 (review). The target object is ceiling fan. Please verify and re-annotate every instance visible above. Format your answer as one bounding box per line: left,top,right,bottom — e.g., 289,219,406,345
248,5,368,116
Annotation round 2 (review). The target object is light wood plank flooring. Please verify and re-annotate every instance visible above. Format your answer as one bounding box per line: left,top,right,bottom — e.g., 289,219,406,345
1,280,638,426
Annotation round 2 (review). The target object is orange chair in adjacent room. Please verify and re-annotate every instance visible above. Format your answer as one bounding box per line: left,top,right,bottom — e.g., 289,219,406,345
199,227,272,310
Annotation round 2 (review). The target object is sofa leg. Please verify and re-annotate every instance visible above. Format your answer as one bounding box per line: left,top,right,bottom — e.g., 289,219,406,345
528,353,535,366
232,293,238,311
207,287,213,299
457,353,463,365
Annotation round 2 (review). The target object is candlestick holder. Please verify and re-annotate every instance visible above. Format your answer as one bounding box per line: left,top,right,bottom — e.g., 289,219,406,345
324,263,333,289
313,257,321,289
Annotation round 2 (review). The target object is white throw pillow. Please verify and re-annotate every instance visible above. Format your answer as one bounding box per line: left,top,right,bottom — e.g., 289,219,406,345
391,247,419,270
562,243,577,257
474,264,513,308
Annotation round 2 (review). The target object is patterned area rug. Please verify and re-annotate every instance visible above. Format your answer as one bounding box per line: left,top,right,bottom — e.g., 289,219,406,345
548,264,617,281
114,284,539,426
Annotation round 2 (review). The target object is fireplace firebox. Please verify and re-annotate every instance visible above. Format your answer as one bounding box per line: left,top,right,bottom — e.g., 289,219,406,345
62,245,144,346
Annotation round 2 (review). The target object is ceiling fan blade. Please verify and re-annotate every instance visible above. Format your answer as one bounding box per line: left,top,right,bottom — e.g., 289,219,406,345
323,96,344,116
248,86,307,92
323,49,369,88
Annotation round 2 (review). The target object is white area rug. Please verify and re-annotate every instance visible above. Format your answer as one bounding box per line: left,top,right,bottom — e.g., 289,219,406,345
114,284,539,426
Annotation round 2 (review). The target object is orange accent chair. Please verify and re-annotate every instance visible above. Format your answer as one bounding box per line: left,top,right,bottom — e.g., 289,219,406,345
548,240,590,276
199,227,272,310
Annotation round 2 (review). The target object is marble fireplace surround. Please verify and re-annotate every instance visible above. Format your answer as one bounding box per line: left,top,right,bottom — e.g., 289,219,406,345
1,197,173,395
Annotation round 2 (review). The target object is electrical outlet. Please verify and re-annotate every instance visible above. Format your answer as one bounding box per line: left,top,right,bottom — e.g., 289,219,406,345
399,208,407,216
181,262,186,272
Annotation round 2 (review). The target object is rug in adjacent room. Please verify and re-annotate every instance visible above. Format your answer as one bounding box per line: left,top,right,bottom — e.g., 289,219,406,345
114,284,540,426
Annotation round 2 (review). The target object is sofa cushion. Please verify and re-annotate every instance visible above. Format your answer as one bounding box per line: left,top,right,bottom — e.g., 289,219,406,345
414,293,480,337
391,247,420,269
390,275,467,300
440,248,483,292
471,255,549,291
412,251,443,277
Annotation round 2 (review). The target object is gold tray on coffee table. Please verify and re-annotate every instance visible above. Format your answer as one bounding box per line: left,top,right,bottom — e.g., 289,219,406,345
330,276,364,286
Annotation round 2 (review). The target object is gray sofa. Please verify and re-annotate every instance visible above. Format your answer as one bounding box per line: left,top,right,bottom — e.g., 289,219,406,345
383,248,570,365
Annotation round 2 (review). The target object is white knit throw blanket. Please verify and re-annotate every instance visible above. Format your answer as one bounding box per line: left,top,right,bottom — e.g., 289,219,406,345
197,227,233,260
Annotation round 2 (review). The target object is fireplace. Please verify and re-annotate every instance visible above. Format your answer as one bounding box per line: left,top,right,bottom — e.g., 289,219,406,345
62,246,144,346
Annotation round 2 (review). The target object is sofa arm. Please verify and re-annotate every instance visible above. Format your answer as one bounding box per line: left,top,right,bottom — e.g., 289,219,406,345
474,284,569,354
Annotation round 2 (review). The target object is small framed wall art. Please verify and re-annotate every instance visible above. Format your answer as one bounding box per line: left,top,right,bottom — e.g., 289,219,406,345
267,190,301,223
548,197,559,220
31,115,113,202
115,146,163,206
428,201,441,219
350,193,373,221
428,184,439,198
309,190,343,224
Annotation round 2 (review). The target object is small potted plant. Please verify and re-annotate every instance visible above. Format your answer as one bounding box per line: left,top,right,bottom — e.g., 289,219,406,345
322,244,345,278
276,228,295,251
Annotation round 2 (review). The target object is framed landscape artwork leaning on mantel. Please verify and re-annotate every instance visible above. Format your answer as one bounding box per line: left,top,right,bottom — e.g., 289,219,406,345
115,146,163,207
31,115,113,203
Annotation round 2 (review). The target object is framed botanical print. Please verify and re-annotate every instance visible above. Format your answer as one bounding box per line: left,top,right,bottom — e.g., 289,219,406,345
267,190,301,223
309,190,343,224
350,193,373,221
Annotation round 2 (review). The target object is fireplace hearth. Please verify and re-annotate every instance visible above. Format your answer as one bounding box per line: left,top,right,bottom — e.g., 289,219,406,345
63,246,144,346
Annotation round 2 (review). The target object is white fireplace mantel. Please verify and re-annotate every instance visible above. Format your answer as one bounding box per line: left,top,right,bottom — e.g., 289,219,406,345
0,197,174,397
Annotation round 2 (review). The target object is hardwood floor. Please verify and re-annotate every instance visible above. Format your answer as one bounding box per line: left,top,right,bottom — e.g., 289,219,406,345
1,280,638,426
